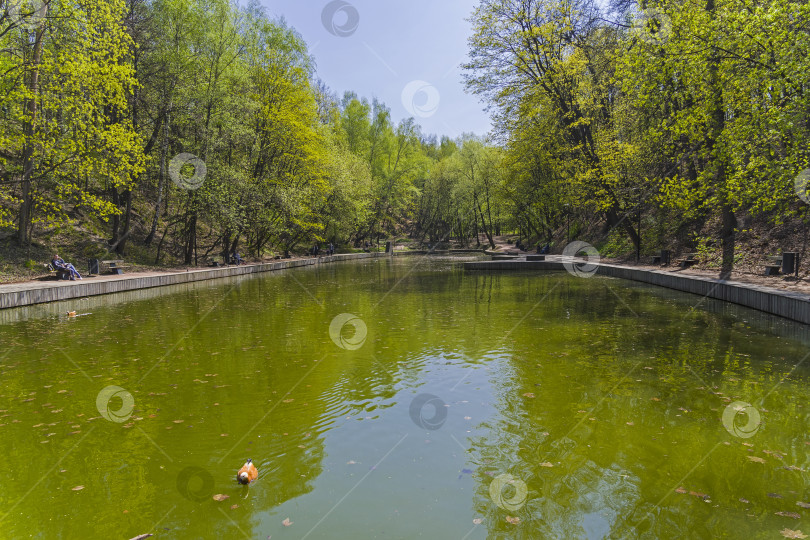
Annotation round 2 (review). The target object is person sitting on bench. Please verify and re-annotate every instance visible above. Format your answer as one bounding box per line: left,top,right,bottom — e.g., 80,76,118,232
231,251,245,265
540,243,550,254
52,254,82,281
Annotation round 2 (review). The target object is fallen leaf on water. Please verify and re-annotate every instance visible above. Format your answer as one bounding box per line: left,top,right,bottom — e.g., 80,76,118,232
739,498,750,504
650,397,661,401
230,504,239,510
213,494,229,502
626,422,634,426
346,460,356,465
282,518,293,527
747,456,766,463
129,535,153,540
505,516,520,525
173,420,184,424
472,518,483,525
769,493,784,499
776,512,802,519
72,485,84,491
675,487,687,494
522,393,535,398
797,502,810,509
540,462,554,468
781,529,808,539
282,399,294,403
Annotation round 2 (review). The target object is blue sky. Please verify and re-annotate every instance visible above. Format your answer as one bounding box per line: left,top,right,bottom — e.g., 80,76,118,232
261,0,492,139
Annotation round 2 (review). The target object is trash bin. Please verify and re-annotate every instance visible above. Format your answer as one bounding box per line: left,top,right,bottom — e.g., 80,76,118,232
385,241,392,253
88,258,99,275
782,252,797,275
660,250,671,265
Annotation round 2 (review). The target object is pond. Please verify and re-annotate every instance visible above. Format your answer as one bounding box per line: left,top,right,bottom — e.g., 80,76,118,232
0,256,808,539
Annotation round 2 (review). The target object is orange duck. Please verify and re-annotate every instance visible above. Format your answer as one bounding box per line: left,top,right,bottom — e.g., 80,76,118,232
236,459,258,484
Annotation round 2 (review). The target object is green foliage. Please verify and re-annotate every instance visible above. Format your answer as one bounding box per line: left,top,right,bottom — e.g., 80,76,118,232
461,0,810,269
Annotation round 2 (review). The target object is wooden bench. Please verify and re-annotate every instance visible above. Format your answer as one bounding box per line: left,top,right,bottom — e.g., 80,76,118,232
763,255,782,276
675,253,698,268
526,254,546,261
44,263,71,280
100,260,131,275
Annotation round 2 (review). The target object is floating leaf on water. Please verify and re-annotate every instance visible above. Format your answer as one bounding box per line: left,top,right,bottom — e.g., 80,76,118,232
522,393,535,398
747,456,766,463
213,494,229,502
230,504,239,510
764,450,785,460
540,462,554,468
282,518,293,527
797,502,810,509
776,512,802,519
650,397,661,401
173,420,184,424
72,485,84,491
282,399,294,403
675,487,687,494
472,518,483,525
769,493,784,499
780,530,807,539
505,516,520,525
739,498,750,504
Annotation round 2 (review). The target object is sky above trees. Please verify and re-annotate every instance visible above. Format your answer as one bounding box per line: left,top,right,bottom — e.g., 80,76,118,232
264,0,493,138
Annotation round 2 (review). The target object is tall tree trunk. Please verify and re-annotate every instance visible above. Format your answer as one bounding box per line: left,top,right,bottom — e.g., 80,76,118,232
706,0,734,278
478,201,495,248
17,23,46,246
116,190,133,254
146,103,170,245
720,200,736,279
111,188,121,244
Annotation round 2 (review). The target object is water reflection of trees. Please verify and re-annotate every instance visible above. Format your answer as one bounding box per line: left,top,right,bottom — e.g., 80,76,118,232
463,275,809,539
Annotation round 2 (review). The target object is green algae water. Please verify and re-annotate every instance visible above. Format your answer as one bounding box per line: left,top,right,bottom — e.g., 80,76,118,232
1,256,809,539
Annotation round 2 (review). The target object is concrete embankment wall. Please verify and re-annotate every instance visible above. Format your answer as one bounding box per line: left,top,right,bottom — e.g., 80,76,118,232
463,259,810,325
0,252,396,310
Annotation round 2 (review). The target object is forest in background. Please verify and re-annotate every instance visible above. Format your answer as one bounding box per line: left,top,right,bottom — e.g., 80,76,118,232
0,0,808,276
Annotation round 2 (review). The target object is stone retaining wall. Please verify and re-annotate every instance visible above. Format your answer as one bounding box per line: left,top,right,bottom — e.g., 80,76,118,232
463,259,810,325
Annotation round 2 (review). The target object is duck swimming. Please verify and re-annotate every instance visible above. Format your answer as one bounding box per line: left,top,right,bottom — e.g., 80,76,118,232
237,459,258,484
